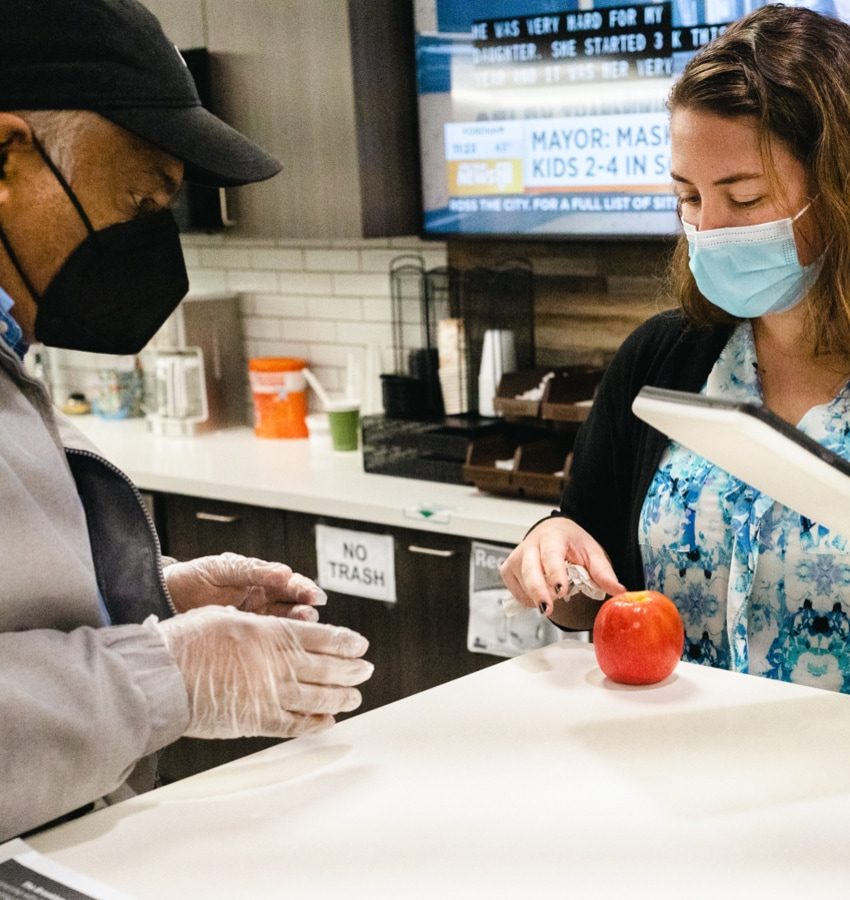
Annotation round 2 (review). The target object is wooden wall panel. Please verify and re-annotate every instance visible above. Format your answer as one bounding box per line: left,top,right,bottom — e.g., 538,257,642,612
448,238,677,366
204,0,361,238
141,0,207,48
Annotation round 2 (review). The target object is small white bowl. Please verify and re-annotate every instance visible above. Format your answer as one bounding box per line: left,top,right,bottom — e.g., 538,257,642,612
305,412,332,447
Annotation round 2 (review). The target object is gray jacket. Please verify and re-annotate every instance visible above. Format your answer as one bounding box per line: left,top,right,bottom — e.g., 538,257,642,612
0,340,189,840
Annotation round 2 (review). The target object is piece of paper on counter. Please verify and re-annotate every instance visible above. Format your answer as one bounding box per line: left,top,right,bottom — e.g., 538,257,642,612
0,845,133,900
468,541,562,658
502,562,605,618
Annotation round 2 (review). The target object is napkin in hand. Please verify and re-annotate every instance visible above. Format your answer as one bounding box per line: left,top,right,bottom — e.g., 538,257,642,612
503,562,606,617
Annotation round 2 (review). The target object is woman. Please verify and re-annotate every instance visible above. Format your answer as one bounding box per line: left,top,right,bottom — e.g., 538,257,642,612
500,3,850,692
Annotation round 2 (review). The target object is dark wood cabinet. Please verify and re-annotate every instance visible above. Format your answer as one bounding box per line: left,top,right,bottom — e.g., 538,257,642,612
159,495,287,561
156,494,289,782
285,511,502,716
153,492,503,780
140,0,421,239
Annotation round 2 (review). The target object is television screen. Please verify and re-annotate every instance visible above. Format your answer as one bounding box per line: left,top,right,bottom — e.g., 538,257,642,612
414,0,840,239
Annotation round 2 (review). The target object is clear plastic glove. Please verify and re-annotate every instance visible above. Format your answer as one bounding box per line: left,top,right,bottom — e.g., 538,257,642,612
499,516,626,617
146,606,373,739
164,552,327,622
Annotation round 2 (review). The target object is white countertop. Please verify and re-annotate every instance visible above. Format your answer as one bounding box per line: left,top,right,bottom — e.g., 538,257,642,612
19,641,850,898
68,416,552,545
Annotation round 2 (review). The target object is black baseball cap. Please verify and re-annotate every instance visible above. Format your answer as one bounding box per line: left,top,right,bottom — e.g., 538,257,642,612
0,0,282,187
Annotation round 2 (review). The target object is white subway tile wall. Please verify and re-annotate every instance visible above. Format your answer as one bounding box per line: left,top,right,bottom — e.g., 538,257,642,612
47,234,447,417
201,235,447,397
47,232,675,418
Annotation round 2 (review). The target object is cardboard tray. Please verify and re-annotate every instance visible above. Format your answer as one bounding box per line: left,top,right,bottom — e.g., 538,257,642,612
462,433,574,502
493,366,604,422
492,370,551,418
462,433,519,494
540,365,604,422
513,441,571,501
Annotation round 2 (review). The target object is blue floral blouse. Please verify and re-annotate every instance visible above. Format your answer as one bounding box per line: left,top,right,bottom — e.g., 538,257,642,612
639,322,850,693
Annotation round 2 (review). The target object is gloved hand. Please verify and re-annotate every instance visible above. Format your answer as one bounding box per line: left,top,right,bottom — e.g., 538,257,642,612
146,605,373,739
499,516,626,616
164,552,327,622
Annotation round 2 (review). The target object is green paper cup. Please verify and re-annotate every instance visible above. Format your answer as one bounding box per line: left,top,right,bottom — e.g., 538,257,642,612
326,402,361,452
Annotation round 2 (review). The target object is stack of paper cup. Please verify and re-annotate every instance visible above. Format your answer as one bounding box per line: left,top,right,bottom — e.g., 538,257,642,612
437,318,468,415
478,329,517,417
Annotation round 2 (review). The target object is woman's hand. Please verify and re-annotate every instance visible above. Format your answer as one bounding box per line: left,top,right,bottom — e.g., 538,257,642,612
499,517,626,616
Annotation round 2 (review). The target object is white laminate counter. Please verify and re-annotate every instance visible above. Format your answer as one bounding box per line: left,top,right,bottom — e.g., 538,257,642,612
69,416,553,545
16,641,850,898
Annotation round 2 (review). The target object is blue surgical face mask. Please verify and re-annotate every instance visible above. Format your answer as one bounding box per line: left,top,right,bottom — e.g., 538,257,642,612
682,203,823,318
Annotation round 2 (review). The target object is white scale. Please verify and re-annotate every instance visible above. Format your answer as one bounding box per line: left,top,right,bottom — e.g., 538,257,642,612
632,385,850,536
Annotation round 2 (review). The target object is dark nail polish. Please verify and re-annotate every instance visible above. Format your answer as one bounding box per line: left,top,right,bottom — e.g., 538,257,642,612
554,582,563,596
539,601,549,615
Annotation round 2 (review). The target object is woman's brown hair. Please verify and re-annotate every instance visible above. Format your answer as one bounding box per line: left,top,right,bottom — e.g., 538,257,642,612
666,3,850,357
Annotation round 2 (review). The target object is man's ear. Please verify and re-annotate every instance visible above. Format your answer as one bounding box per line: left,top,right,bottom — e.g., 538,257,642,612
0,113,34,203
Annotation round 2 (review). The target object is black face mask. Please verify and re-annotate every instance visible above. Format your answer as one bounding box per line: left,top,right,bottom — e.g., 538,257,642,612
0,139,189,355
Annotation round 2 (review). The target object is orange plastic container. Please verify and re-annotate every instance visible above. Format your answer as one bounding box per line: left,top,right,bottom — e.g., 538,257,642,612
248,357,309,439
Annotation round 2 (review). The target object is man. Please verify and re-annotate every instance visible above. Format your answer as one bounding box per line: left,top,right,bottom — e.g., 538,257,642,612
0,0,373,840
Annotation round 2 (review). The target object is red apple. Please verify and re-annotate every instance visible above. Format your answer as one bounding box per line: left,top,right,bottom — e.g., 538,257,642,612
592,590,684,685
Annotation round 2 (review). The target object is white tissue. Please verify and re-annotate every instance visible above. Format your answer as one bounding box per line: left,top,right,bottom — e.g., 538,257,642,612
503,562,606,617
515,371,555,402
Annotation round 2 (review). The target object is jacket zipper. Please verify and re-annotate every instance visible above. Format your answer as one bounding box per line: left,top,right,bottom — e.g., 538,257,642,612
5,347,178,617
65,446,178,616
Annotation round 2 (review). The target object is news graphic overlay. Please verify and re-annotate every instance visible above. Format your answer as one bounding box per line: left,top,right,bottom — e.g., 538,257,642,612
414,0,831,237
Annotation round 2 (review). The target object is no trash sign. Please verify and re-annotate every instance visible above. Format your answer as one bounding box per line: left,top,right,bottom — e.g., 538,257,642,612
315,524,396,603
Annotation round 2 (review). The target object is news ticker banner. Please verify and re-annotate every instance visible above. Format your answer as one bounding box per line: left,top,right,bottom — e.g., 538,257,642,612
470,1,730,87
442,0,735,205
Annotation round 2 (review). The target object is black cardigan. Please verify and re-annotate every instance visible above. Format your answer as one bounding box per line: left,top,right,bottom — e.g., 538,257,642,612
558,310,733,590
